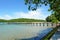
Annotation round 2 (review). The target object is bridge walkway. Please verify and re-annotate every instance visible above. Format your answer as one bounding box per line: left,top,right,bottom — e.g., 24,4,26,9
41,25,60,40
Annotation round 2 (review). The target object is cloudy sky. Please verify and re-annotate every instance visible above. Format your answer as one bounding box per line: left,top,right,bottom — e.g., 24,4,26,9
0,0,52,20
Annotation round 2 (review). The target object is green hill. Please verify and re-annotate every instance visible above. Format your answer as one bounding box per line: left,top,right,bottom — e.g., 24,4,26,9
0,18,45,22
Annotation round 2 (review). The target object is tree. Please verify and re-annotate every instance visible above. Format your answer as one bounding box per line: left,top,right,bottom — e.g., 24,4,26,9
46,13,59,23
46,16,51,22
25,0,60,13
54,12,60,21
51,14,58,23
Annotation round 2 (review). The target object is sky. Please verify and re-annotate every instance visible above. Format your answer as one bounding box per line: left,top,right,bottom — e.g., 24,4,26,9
0,0,52,20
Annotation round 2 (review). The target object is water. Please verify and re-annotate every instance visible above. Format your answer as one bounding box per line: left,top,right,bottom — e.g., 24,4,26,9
0,23,52,40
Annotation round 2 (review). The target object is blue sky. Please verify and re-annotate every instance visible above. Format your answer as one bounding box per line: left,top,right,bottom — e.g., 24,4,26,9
0,0,52,20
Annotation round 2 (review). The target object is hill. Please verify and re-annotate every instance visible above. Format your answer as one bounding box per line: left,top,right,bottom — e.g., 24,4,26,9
0,18,45,22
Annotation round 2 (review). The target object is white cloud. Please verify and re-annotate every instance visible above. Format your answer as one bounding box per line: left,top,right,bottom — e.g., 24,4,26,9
14,9,46,20
0,8,47,20
0,15,12,20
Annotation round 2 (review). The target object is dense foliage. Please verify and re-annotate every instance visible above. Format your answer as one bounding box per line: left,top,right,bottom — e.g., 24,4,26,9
46,12,59,23
54,12,60,21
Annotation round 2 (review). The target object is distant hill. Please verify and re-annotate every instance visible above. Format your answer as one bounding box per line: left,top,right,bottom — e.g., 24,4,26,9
0,18,46,22
0,19,7,22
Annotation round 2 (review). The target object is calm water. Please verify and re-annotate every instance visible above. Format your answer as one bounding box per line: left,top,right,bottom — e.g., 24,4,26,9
0,23,52,40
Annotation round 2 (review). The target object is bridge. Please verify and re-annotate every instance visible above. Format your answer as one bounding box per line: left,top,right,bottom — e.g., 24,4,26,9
1,22,59,28
31,22,60,28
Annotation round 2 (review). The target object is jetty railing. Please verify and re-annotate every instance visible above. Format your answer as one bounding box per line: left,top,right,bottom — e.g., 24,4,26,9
41,25,60,40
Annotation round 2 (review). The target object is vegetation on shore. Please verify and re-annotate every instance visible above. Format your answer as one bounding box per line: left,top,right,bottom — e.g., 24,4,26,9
0,18,45,22
46,12,60,23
